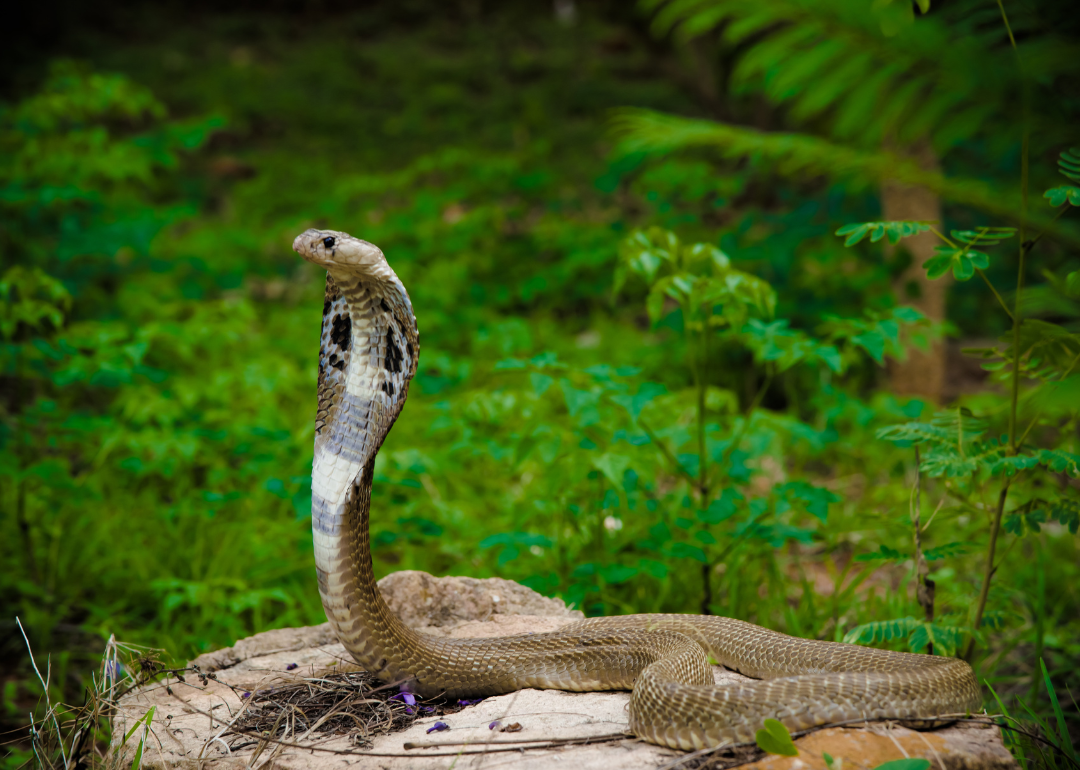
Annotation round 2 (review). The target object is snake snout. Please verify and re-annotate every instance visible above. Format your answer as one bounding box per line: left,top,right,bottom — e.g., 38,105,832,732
293,228,386,273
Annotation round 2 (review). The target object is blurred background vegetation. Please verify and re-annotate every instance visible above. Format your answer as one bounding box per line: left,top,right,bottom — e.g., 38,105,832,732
2,0,1079,764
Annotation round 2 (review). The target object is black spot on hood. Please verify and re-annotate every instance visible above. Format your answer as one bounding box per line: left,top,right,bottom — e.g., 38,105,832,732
331,313,352,349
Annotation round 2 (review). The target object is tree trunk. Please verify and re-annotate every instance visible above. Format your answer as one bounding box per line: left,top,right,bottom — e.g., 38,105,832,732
882,139,947,403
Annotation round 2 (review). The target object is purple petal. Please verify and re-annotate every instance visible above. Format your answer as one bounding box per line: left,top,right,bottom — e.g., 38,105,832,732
390,692,417,706
285,663,298,671
241,692,250,699
426,721,449,734
489,721,500,730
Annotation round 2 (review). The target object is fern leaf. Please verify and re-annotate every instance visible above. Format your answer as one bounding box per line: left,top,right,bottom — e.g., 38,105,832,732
609,110,1073,240
908,623,964,656
854,544,909,562
923,541,972,560
843,617,919,645
1058,147,1080,184
1037,449,1080,477
835,221,932,246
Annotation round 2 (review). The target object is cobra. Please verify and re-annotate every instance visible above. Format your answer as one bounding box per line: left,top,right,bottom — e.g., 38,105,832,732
292,228,980,751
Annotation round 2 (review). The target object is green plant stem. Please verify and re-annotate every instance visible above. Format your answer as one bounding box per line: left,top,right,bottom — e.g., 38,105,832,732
1008,19,1031,451
637,416,697,486
1030,538,1045,701
927,225,1016,319
712,506,769,566
911,447,935,653
996,0,1017,49
711,365,774,489
1021,205,1070,256
963,482,1010,661
974,268,1014,321
1015,349,1080,448
693,322,711,613
696,326,709,505
1010,153,1028,453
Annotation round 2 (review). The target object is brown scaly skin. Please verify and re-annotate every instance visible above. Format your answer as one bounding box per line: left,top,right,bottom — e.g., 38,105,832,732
293,228,981,751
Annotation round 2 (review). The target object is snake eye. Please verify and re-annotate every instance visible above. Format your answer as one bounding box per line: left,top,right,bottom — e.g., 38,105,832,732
322,236,335,249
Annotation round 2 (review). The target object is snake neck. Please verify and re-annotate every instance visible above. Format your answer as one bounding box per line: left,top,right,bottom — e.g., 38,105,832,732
311,268,422,686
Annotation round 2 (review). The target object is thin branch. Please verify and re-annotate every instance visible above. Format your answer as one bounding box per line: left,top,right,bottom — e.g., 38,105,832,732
636,416,697,486
1016,349,1080,448
709,366,774,490
974,268,1015,321
921,496,947,534
963,482,1011,661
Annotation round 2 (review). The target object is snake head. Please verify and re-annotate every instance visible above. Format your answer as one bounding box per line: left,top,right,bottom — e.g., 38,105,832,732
293,229,387,275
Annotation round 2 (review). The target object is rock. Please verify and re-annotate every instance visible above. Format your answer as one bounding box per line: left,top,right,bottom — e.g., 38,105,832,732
377,570,584,631
112,571,1016,770
189,571,582,674
740,723,1017,770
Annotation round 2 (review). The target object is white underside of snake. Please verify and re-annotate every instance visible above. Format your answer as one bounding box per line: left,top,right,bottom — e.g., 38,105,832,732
292,228,980,751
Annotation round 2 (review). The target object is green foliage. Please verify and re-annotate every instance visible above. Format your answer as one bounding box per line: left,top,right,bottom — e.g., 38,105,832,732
843,617,968,656
3,3,1079,765
1045,148,1080,207
835,221,932,247
611,110,1026,223
755,718,799,756
616,227,776,327
872,761,930,770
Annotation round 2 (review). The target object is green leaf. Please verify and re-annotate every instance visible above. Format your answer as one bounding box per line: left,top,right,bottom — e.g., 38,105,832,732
559,379,600,427
852,329,887,364
908,623,963,656
494,358,527,370
950,227,1015,246
529,372,554,395
923,245,989,282
782,481,841,523
988,454,1040,477
816,344,842,373
1057,147,1080,184
1004,509,1047,536
122,705,156,745
699,488,744,525
669,542,707,563
1041,658,1078,762
1066,270,1080,298
755,718,799,756
599,564,638,584
593,453,632,488
1037,449,1080,477
872,760,931,770
930,408,988,444
835,221,931,247
1036,497,1080,534
854,544,909,562
923,541,971,561
843,617,919,644
610,381,667,421
1044,186,1080,207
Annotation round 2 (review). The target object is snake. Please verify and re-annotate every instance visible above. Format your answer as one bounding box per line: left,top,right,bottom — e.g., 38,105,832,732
292,228,981,751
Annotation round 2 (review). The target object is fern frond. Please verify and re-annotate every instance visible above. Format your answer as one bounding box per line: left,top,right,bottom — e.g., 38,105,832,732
643,0,1076,152
843,617,919,645
611,109,1076,241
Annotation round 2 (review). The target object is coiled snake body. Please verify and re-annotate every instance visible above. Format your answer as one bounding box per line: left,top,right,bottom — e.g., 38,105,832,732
293,228,980,751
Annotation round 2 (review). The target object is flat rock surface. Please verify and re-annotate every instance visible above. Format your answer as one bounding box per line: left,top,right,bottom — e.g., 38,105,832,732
112,572,1016,770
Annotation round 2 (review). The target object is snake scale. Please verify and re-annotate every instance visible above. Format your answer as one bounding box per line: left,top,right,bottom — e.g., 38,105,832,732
292,228,980,751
